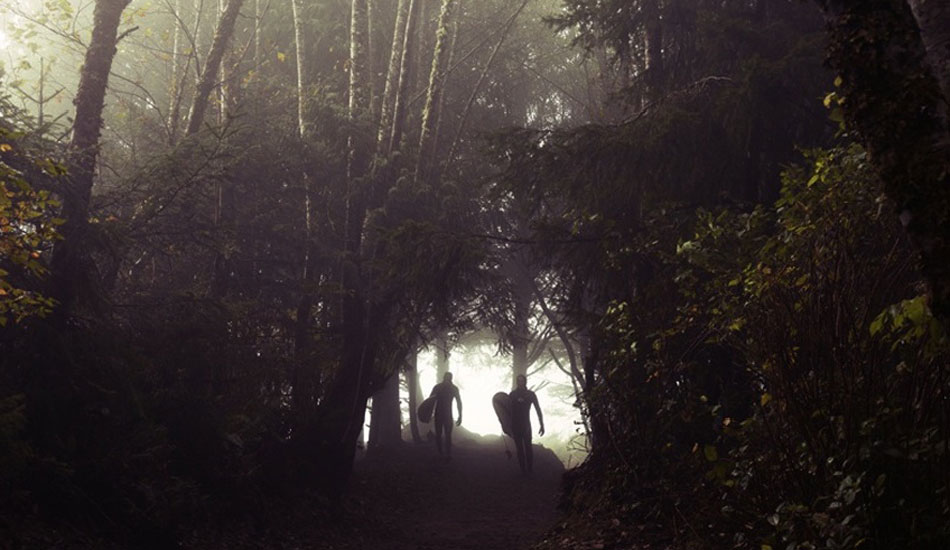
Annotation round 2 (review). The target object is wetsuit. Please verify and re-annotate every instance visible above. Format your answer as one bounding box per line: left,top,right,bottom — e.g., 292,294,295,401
509,387,541,472
430,381,461,457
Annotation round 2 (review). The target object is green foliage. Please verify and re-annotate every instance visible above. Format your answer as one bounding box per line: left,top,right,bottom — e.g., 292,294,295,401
0,101,62,326
555,142,950,549
12,0,942,546
0,89,344,541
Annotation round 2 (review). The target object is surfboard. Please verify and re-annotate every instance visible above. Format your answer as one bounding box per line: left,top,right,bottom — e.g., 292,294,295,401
417,396,436,423
492,392,513,436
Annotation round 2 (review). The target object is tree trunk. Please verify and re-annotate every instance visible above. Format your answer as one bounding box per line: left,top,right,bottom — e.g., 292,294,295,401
50,0,131,318
209,0,241,298
291,0,311,138
347,0,372,180
196,0,242,297
815,0,950,327
416,0,433,94
415,0,458,185
907,0,950,103
185,0,245,135
388,0,419,154
643,0,663,104
511,292,530,384
435,332,450,379
428,1,460,156
423,0,461,185
368,370,403,451
291,0,317,427
167,0,201,144
377,0,410,151
504,253,535,385
308,0,376,504
406,350,423,443
582,325,609,455
217,0,228,124
291,186,317,427
343,0,372,346
167,0,182,140
367,0,380,124
312,300,398,500
254,0,262,66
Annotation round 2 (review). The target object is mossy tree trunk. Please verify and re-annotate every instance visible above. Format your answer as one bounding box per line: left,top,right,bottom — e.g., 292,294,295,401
388,0,420,154
814,0,950,327
377,0,411,152
51,0,132,318
426,1,461,181
185,0,245,135
414,0,458,185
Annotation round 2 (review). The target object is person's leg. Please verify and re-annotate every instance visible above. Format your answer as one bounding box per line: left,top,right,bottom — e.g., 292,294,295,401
513,432,527,472
525,429,534,472
444,420,454,458
434,416,444,455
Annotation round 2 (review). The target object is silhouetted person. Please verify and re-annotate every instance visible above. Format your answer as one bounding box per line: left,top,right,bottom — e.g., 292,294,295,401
429,372,462,460
509,374,544,473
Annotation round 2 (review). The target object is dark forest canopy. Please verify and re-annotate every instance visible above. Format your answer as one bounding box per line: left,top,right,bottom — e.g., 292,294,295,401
1,0,949,548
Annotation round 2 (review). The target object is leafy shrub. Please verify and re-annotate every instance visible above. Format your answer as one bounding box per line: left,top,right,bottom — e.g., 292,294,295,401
561,143,950,549
0,97,62,326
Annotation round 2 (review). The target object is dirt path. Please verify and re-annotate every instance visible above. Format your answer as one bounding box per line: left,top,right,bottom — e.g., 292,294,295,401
341,435,564,550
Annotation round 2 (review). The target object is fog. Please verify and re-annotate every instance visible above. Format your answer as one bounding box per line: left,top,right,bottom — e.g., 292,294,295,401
403,342,587,466
4,0,944,548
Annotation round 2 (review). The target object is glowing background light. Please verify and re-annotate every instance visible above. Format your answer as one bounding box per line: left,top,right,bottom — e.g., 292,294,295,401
389,342,588,466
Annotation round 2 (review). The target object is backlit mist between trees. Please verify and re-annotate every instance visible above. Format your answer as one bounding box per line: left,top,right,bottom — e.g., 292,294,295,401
1,0,949,548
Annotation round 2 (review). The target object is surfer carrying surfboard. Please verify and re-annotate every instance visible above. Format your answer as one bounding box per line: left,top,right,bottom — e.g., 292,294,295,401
509,374,545,474
428,372,463,461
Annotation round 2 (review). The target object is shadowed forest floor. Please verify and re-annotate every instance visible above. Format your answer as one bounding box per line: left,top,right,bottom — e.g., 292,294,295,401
180,435,566,549
9,436,567,550
338,436,565,549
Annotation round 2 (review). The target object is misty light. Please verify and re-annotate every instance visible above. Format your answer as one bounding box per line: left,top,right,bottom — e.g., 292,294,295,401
395,342,587,466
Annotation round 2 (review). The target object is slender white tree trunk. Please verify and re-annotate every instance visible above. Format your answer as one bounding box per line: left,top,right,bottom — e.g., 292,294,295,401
388,0,419,154
292,0,310,137
168,0,182,133
377,0,410,151
415,0,458,185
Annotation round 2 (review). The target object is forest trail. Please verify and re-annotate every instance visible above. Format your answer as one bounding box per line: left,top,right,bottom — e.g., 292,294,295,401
338,434,565,549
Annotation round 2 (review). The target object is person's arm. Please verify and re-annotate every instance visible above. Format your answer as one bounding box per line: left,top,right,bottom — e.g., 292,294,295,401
455,387,463,426
533,393,544,436
429,384,438,398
